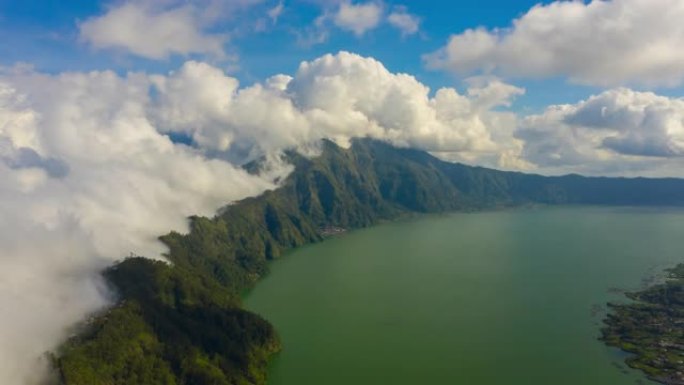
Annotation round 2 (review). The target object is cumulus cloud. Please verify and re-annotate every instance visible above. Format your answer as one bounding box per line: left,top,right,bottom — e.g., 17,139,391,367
387,6,420,36
518,88,684,176
425,0,684,87
151,52,526,167
0,51,527,385
79,2,227,59
333,1,383,36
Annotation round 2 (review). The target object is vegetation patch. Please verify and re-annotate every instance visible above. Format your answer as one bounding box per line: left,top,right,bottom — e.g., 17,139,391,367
602,264,684,385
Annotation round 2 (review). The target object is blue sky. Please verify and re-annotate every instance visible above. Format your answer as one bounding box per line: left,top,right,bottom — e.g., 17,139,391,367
2,0,684,177
0,0,617,111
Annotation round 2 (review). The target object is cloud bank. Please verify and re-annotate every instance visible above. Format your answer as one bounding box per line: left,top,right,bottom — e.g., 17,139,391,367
7,48,684,385
519,88,684,176
4,48,684,385
151,52,526,167
425,0,684,87
0,69,276,385
0,51,527,385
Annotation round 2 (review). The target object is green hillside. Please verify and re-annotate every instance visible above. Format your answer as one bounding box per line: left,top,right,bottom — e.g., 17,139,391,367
55,139,684,385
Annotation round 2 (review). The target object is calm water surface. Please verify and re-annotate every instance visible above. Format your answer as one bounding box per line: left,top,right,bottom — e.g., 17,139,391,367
245,207,684,385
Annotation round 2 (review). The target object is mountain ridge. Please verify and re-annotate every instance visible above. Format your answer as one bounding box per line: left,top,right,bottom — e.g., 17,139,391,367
55,138,684,385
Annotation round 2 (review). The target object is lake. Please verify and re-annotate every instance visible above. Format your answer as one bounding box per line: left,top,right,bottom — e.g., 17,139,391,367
245,206,684,385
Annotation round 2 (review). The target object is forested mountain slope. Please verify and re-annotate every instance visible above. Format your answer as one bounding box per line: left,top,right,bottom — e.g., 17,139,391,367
56,139,684,385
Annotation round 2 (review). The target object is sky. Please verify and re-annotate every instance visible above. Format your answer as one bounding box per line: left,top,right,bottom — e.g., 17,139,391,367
3,0,683,109
1,1,539,84
2,1,684,384
3,0,684,177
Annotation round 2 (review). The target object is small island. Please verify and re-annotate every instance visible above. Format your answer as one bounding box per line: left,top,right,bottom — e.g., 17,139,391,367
602,264,684,384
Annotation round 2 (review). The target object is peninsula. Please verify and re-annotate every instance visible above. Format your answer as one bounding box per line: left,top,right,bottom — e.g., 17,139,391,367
602,264,684,385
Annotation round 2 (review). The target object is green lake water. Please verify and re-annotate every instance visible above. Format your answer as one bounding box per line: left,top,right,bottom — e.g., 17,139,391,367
245,207,684,385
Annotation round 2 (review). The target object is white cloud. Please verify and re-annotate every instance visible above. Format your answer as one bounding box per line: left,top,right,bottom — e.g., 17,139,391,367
0,51,527,385
79,2,226,59
268,1,285,24
517,88,684,176
0,68,276,385
296,1,420,45
293,11,333,47
387,6,420,36
425,0,684,87
152,52,526,167
333,1,383,36
11,51,684,385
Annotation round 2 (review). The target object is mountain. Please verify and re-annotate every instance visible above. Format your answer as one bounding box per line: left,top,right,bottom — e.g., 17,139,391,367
55,139,684,385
